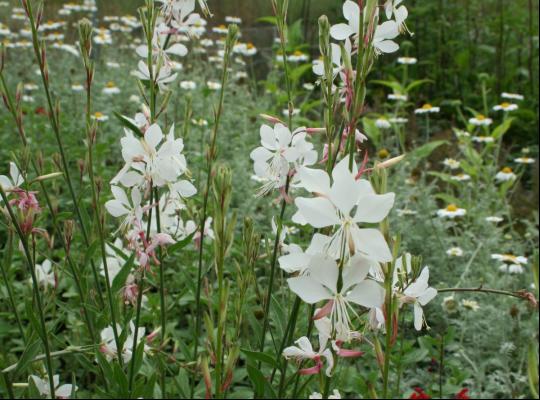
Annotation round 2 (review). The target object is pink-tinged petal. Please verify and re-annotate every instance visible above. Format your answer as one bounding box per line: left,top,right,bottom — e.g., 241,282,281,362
337,348,364,358
353,192,395,223
352,227,393,262
346,280,385,308
343,0,360,21
287,276,332,304
313,300,334,320
299,361,322,375
294,197,339,228
330,23,354,40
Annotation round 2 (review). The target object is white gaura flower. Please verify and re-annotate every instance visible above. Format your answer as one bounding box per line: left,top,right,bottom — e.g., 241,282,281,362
279,233,332,274
398,266,437,330
384,0,410,34
287,253,385,341
292,156,394,262
310,390,341,399
493,102,518,112
312,42,343,80
250,124,317,196
436,204,466,219
100,238,130,284
30,375,76,398
495,167,517,182
372,20,400,55
112,124,187,189
100,321,148,363
105,186,143,231
283,336,334,377
469,114,492,126
35,259,55,288
0,162,23,194
132,60,177,90
136,23,188,64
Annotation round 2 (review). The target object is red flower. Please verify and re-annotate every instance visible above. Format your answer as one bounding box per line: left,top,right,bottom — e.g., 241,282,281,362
455,388,470,399
410,387,431,399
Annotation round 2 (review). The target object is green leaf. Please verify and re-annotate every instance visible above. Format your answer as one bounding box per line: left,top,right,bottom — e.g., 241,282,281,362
405,79,433,93
256,16,277,25
113,112,143,137
14,340,41,374
241,349,278,369
111,253,135,295
246,364,276,398
167,232,195,253
491,117,513,139
528,341,539,398
370,79,404,93
407,140,447,161
434,193,461,205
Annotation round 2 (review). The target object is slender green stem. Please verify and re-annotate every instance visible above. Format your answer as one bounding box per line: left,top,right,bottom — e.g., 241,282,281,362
0,231,26,342
0,71,98,344
83,46,123,369
437,287,534,300
22,0,105,308
0,187,56,399
192,27,237,389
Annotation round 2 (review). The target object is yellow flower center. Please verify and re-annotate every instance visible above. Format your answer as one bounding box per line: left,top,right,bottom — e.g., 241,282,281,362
94,112,103,118
501,102,511,108
476,114,486,120
422,103,433,110
293,50,304,56
502,167,513,173
247,42,255,49
503,254,517,262
446,204,458,212
218,24,226,29
106,81,116,88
